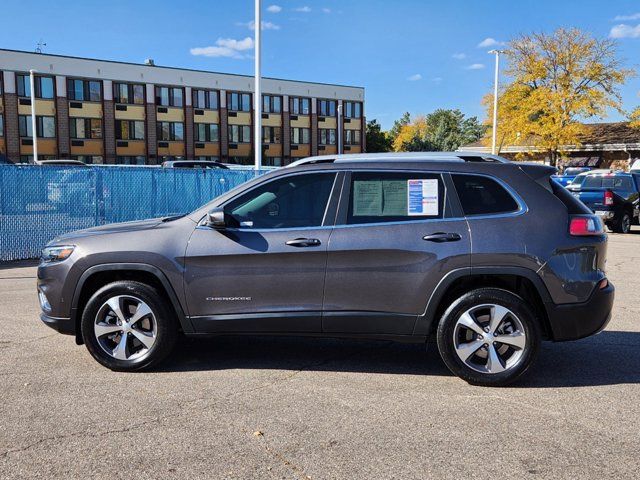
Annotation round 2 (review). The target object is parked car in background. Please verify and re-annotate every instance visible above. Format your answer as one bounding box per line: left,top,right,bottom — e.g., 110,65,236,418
552,167,592,187
566,169,616,192
162,160,229,170
631,159,640,173
36,159,87,166
38,152,614,387
573,172,640,233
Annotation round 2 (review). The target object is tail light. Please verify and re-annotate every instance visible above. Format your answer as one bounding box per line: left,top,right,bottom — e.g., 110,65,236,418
569,215,604,236
604,190,614,206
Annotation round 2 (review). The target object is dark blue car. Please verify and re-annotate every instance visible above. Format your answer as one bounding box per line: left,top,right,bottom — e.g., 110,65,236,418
553,167,592,187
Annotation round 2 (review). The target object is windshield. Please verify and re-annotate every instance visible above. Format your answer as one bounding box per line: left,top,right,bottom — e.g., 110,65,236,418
569,175,588,186
583,175,633,190
564,167,588,176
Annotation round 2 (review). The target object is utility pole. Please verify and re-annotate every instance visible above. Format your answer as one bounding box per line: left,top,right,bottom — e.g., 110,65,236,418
489,49,504,155
254,0,262,170
337,103,343,155
29,70,38,164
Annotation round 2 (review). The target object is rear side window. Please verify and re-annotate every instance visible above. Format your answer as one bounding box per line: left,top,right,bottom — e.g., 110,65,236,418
583,175,634,190
347,172,444,225
452,174,519,216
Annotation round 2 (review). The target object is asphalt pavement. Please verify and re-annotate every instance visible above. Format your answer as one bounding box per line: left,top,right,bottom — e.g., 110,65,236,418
1,228,639,479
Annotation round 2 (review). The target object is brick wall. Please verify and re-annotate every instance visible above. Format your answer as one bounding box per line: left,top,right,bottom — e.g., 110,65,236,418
103,100,116,164
310,113,318,157
4,93,20,163
185,105,194,160
282,111,291,163
55,97,70,158
145,103,157,164
220,107,229,161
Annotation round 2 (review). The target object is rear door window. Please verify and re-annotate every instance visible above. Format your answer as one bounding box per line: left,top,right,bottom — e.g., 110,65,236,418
452,174,519,216
346,172,444,225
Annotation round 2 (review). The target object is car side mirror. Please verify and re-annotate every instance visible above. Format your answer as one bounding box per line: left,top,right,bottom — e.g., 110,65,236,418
206,208,227,229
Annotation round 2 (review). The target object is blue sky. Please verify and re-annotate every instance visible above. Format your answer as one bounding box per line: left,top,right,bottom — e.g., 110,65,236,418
1,0,640,129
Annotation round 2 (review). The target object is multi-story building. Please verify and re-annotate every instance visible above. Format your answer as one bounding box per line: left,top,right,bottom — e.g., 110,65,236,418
0,49,365,166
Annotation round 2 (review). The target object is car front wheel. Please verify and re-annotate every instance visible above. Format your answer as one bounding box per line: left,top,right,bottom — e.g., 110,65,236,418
81,281,178,371
436,288,541,386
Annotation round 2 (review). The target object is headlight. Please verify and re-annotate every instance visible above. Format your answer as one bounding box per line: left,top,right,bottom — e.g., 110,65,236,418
41,245,75,263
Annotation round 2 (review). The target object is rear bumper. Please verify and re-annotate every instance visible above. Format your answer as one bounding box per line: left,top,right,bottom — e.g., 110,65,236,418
547,282,615,341
40,313,75,336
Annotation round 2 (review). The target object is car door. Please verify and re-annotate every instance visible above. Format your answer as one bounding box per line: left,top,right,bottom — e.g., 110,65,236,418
322,170,471,335
184,170,341,334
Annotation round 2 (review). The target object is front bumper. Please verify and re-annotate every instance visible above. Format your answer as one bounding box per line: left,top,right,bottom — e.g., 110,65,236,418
40,313,75,335
547,282,615,341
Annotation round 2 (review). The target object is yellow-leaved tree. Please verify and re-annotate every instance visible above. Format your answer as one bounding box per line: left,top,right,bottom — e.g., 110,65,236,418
484,28,634,165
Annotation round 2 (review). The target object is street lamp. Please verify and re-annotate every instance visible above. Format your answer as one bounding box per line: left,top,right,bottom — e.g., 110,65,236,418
29,69,39,164
488,49,504,155
254,0,262,170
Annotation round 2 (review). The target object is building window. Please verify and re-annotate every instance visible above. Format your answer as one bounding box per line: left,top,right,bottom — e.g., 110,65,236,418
263,157,283,167
67,79,102,102
291,127,310,144
227,156,252,165
319,128,336,145
192,89,218,109
116,156,146,165
262,95,281,114
344,129,361,146
344,101,362,119
16,74,55,99
157,122,184,141
195,156,221,162
289,97,310,115
227,92,251,112
195,123,219,142
71,155,104,164
262,126,281,144
228,125,251,143
116,120,145,140
155,86,183,107
113,83,145,105
18,115,56,138
70,118,103,139
318,99,336,117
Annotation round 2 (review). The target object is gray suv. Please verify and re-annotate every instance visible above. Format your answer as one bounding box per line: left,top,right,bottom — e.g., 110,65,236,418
37,153,614,386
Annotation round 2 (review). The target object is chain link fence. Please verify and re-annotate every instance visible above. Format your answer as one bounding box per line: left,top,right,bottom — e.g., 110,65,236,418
0,165,269,261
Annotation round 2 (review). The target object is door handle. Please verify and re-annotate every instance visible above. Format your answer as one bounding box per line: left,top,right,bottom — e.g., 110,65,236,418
286,238,322,247
422,232,462,243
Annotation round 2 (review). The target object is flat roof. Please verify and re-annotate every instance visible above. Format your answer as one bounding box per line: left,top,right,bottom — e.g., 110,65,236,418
0,48,364,90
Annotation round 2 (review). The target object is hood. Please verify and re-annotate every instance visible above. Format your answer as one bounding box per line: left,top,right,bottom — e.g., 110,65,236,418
51,217,165,244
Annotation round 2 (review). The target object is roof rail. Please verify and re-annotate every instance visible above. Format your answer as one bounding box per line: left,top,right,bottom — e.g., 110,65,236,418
286,151,510,167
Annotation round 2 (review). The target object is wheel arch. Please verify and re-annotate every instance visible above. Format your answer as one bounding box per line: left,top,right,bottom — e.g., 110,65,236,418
414,267,554,340
71,263,193,345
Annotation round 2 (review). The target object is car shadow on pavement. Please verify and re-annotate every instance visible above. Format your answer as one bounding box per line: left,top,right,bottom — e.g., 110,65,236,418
158,330,640,388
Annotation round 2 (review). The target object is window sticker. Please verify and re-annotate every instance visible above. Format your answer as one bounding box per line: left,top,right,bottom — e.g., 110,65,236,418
408,179,439,216
352,181,383,216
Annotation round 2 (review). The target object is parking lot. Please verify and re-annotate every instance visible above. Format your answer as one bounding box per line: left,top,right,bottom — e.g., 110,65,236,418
0,229,638,479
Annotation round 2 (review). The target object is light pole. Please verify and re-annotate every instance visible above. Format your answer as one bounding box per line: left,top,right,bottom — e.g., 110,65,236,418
488,50,504,155
254,0,262,170
29,69,39,164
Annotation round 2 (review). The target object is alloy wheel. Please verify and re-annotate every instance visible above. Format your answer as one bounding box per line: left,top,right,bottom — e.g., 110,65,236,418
453,303,527,374
94,295,157,361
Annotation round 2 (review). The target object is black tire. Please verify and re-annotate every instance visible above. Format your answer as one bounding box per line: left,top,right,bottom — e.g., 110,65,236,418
612,212,631,234
81,280,178,371
436,288,541,387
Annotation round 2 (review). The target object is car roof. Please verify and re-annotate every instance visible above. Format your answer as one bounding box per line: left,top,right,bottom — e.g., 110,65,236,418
286,151,510,167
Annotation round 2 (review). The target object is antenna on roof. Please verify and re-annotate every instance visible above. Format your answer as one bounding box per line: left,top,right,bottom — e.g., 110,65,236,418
35,40,46,54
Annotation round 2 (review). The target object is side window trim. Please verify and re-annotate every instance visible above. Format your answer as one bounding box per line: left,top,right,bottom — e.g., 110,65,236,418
451,172,527,219
219,170,340,231
335,169,451,227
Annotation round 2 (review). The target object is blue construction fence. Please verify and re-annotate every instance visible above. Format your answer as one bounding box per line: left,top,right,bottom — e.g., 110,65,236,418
0,165,270,261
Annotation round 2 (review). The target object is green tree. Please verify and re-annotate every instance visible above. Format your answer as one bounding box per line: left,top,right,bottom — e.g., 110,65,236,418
365,119,392,152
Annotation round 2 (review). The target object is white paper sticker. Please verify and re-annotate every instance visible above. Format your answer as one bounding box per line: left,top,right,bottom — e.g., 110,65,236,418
407,179,438,216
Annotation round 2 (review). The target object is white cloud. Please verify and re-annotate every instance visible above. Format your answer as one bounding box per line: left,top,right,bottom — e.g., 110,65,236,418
322,8,331,14
610,23,640,38
190,37,255,59
295,6,311,12
407,73,422,81
267,5,282,13
614,13,640,21
432,77,443,83
477,37,505,48
237,20,281,30
452,53,466,60
466,63,485,70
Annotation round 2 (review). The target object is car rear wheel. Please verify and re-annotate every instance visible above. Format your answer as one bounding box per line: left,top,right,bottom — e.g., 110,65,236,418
612,212,631,234
436,288,541,386
81,281,177,371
